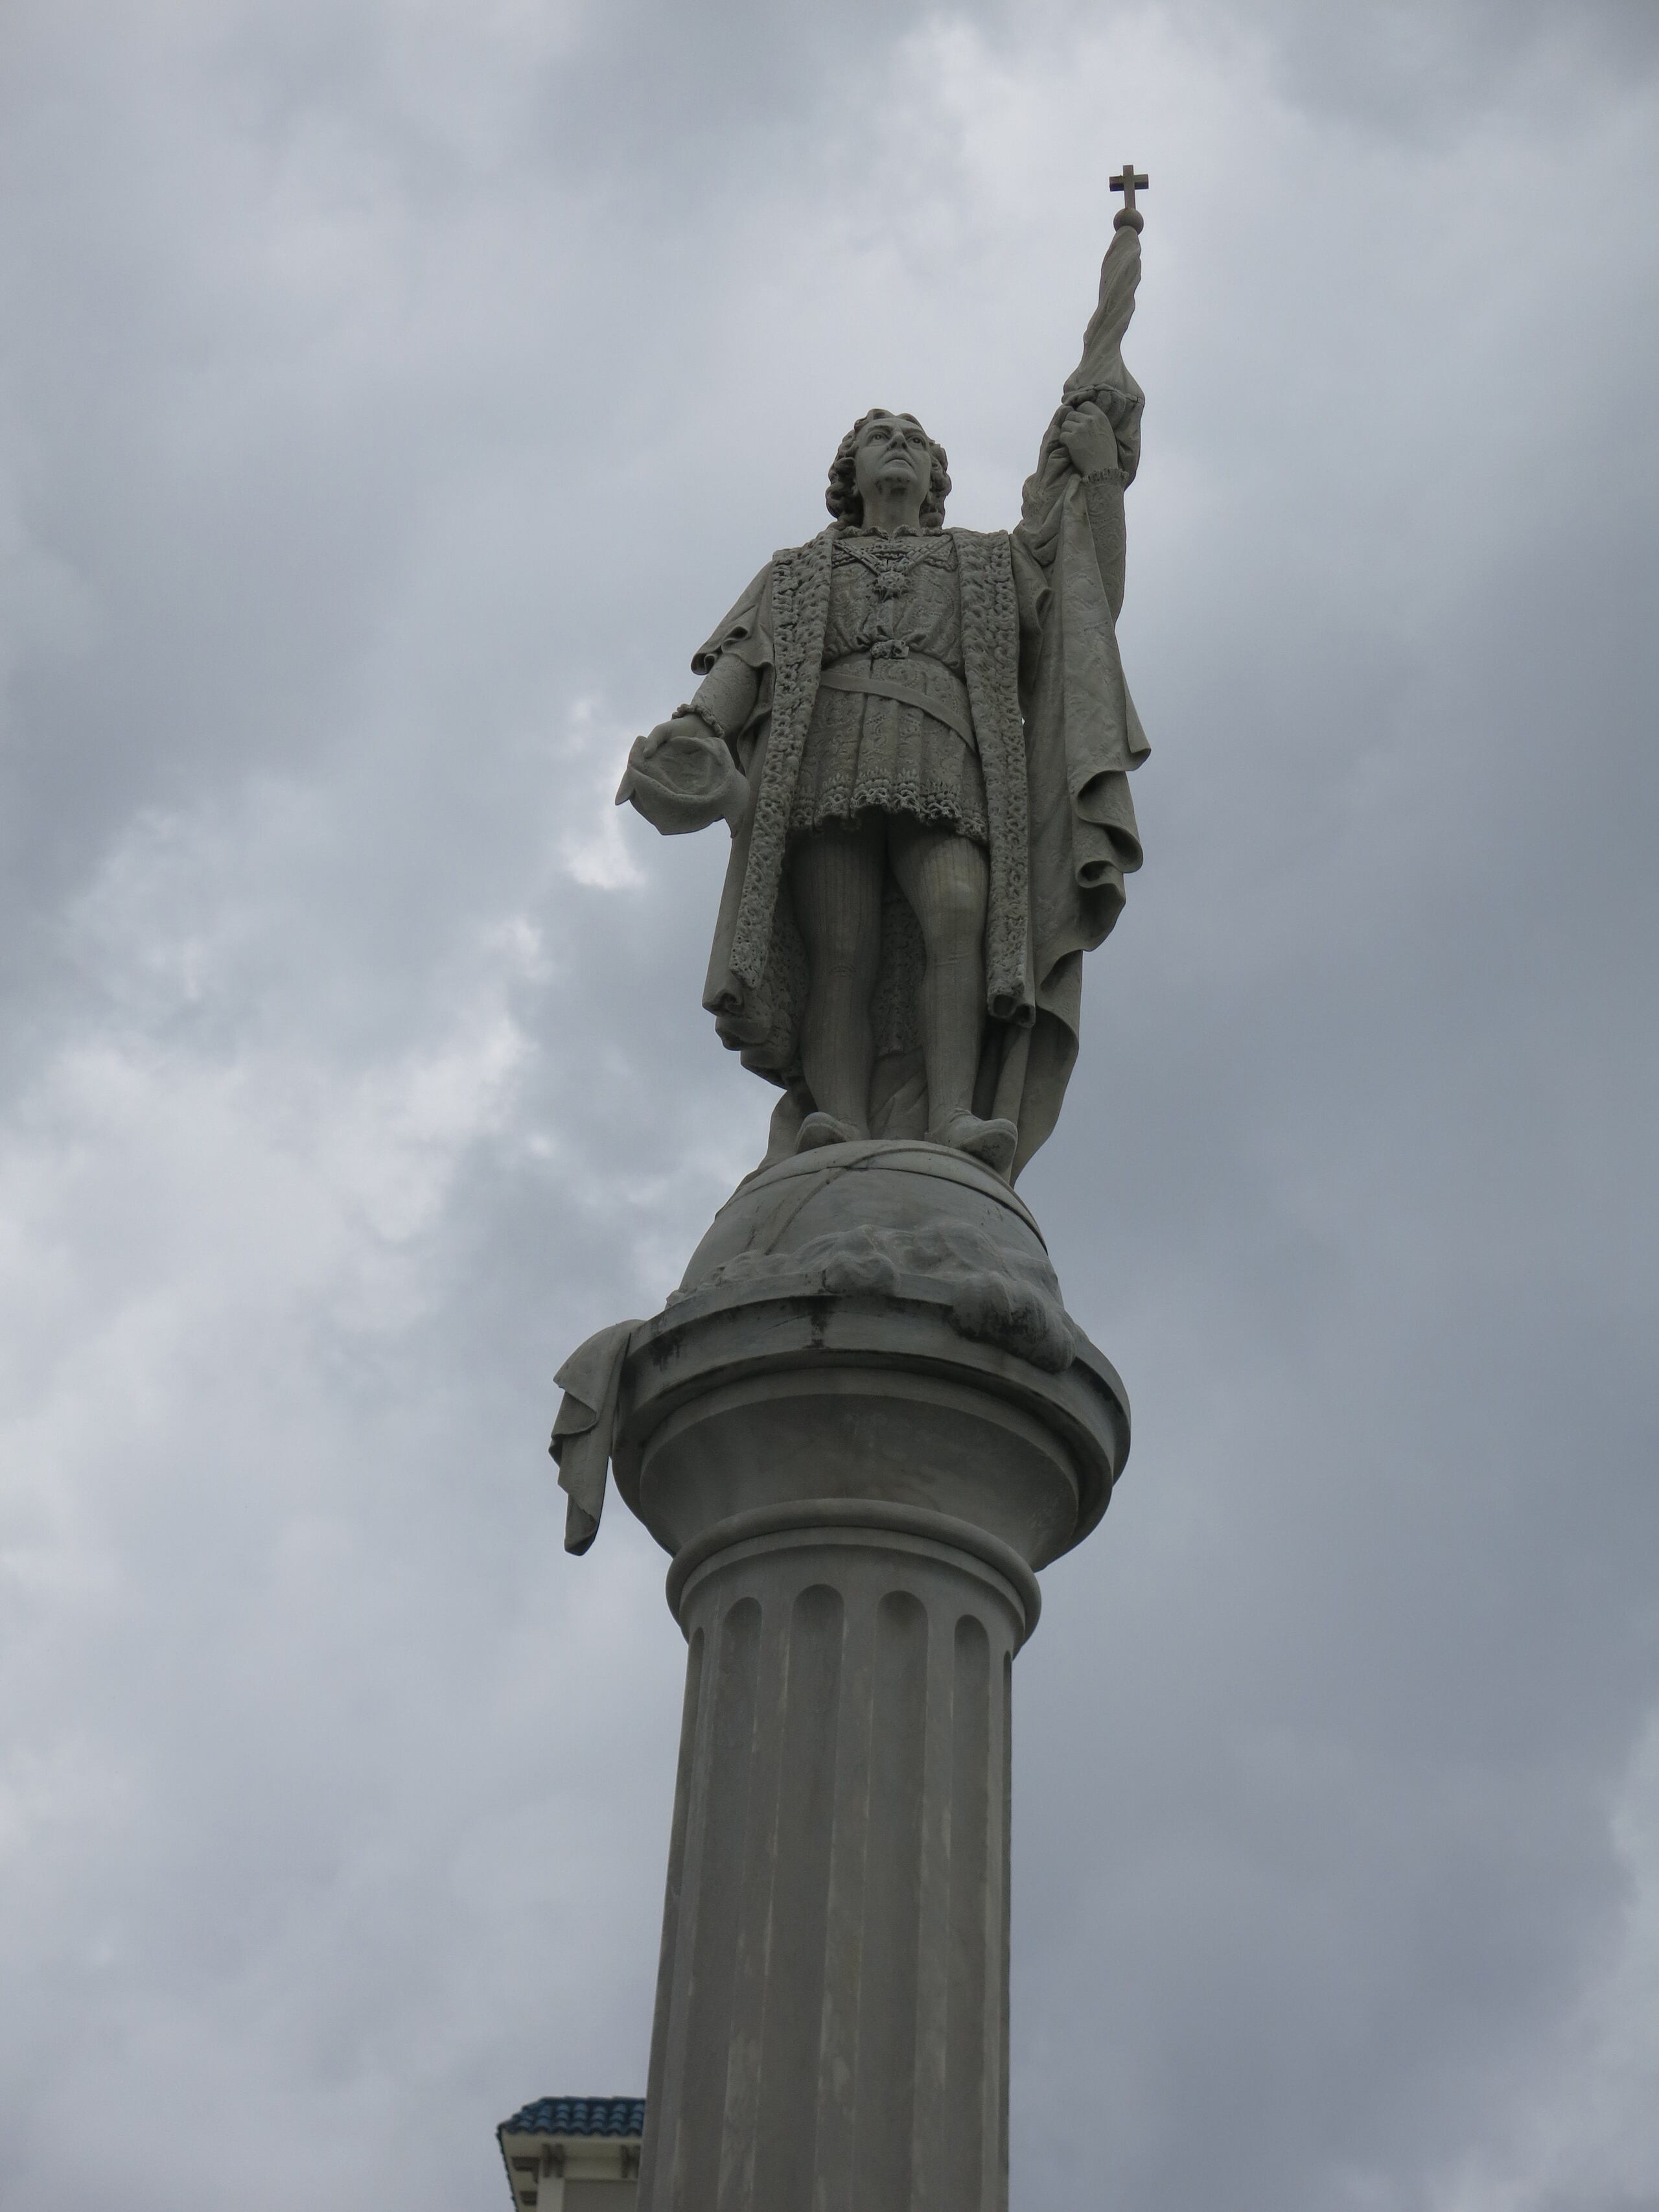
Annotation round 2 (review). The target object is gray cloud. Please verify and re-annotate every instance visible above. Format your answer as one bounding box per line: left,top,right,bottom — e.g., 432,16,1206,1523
0,3,1655,2208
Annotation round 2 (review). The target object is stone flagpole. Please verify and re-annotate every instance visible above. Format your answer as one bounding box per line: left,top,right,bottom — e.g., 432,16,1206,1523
550,174,1152,2211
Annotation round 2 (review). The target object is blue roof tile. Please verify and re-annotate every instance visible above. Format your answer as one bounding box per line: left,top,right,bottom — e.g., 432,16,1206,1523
498,2095,645,2140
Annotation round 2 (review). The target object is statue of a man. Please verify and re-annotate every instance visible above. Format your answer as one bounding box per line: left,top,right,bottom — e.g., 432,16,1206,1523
617,222,1150,1184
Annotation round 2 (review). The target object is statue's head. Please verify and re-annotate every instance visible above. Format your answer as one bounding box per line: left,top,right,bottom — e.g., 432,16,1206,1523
826,409,951,530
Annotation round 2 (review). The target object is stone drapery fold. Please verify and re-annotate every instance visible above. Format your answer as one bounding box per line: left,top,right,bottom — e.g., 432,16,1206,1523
549,1320,639,1554
728,533,833,994
955,530,1031,1027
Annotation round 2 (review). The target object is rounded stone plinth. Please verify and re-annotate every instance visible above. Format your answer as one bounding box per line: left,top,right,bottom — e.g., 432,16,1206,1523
614,1139,1128,1576
679,1138,1083,1379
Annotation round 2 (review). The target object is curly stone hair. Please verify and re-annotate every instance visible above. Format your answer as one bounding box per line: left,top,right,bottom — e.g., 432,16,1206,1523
824,409,951,528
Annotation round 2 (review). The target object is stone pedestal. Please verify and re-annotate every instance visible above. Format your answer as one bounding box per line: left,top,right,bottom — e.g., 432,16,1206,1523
607,1142,1128,2212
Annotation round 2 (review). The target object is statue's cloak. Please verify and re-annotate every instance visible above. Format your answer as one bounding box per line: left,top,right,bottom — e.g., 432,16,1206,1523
639,226,1148,1181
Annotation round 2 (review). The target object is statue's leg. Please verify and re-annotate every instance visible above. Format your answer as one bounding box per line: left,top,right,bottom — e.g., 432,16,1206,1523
789,820,885,1134
887,823,990,1128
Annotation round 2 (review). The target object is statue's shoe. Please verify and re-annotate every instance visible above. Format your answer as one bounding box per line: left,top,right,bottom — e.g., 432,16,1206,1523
930,1112,1018,1179
796,1111,864,1153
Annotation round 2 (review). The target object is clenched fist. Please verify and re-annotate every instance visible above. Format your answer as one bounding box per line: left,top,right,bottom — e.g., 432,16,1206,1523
1058,387,1141,478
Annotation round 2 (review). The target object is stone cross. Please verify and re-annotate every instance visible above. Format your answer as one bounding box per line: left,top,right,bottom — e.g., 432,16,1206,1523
1111,161,1150,231
1110,161,1149,213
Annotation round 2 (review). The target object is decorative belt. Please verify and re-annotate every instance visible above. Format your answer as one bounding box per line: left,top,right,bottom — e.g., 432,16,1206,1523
816,653,976,751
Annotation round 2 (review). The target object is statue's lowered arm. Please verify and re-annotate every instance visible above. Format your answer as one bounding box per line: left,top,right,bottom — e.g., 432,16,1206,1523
615,568,769,839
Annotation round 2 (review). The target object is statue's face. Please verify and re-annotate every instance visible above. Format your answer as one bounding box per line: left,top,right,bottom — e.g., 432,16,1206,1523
853,412,933,520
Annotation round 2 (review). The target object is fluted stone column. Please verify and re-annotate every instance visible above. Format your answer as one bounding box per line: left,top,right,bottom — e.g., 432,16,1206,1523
645,1505,1025,2211
607,1143,1128,2212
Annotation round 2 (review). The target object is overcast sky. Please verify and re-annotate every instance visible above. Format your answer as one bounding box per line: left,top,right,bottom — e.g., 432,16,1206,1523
1,3,1657,2207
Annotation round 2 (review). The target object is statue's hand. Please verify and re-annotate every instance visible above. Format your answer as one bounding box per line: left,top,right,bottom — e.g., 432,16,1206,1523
1059,388,1144,479
630,717,687,767
619,716,749,836
1058,400,1122,478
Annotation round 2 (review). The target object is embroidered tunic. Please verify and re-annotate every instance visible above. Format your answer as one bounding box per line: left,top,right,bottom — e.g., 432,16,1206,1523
787,528,990,845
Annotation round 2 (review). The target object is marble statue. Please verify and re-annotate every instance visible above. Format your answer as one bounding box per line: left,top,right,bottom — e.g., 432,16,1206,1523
546,177,1153,2212
616,210,1150,1184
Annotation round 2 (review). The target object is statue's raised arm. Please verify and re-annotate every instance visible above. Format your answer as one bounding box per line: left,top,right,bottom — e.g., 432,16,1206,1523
616,202,1151,1186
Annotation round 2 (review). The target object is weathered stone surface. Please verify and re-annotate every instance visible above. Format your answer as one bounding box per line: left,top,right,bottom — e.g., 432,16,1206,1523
592,1147,1127,2212
636,1507,1024,2212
